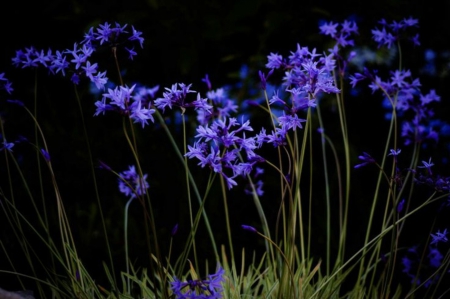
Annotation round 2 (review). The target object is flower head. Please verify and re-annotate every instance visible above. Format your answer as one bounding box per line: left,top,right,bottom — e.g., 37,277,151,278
418,157,434,175
118,165,149,198
171,265,225,299
241,225,257,233
371,17,419,48
430,228,448,245
354,152,376,169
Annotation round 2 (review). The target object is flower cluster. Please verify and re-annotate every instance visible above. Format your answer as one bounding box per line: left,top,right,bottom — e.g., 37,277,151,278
371,17,420,48
0,73,13,95
319,19,359,75
81,22,144,56
118,165,149,198
94,84,157,128
185,117,264,189
402,227,449,288
266,45,339,102
197,84,238,126
261,44,341,147
414,165,450,193
170,266,225,299
154,83,212,114
402,245,444,288
349,49,446,146
11,22,144,90
319,19,359,48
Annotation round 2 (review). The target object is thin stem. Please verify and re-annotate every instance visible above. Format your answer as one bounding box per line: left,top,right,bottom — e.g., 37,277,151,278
124,196,135,294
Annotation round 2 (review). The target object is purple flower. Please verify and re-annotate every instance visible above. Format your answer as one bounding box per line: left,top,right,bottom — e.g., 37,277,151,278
50,50,70,76
82,22,144,59
154,83,196,112
95,22,114,45
371,17,419,48
102,84,135,110
354,152,376,169
66,43,89,69
278,113,306,131
418,157,434,175
266,53,284,69
91,71,108,90
130,100,155,128
430,228,448,245
266,43,340,110
397,199,405,213
0,73,13,94
198,88,238,125
263,128,287,147
118,165,149,198
420,89,440,105
40,149,51,162
94,97,110,116
71,73,80,84
191,93,213,113
125,47,137,60
170,265,224,299
32,49,52,67
1,141,14,152
244,179,264,197
388,149,401,156
201,74,212,90
428,248,443,268
128,26,144,48
241,225,257,233
82,61,98,79
319,21,338,37
258,69,274,90
186,117,263,190
171,223,179,236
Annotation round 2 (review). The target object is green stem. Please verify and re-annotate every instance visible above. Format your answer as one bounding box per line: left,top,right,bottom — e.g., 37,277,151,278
124,196,135,294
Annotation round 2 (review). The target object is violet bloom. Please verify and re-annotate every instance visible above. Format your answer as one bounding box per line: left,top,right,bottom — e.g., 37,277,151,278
0,73,13,94
201,74,212,90
154,83,212,114
130,100,155,128
118,165,149,198
397,199,405,213
241,225,257,233
354,152,376,169
197,87,238,125
418,158,434,176
85,22,143,52
12,22,143,91
430,228,448,245
319,19,358,48
351,65,444,147
244,167,265,197
94,84,156,127
1,141,14,152
388,149,401,156
40,149,51,162
186,117,263,189
262,43,340,140
371,17,419,49
170,265,225,299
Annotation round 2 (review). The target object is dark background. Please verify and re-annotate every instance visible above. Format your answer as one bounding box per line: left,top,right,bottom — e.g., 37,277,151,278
1,0,449,86
1,0,450,295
